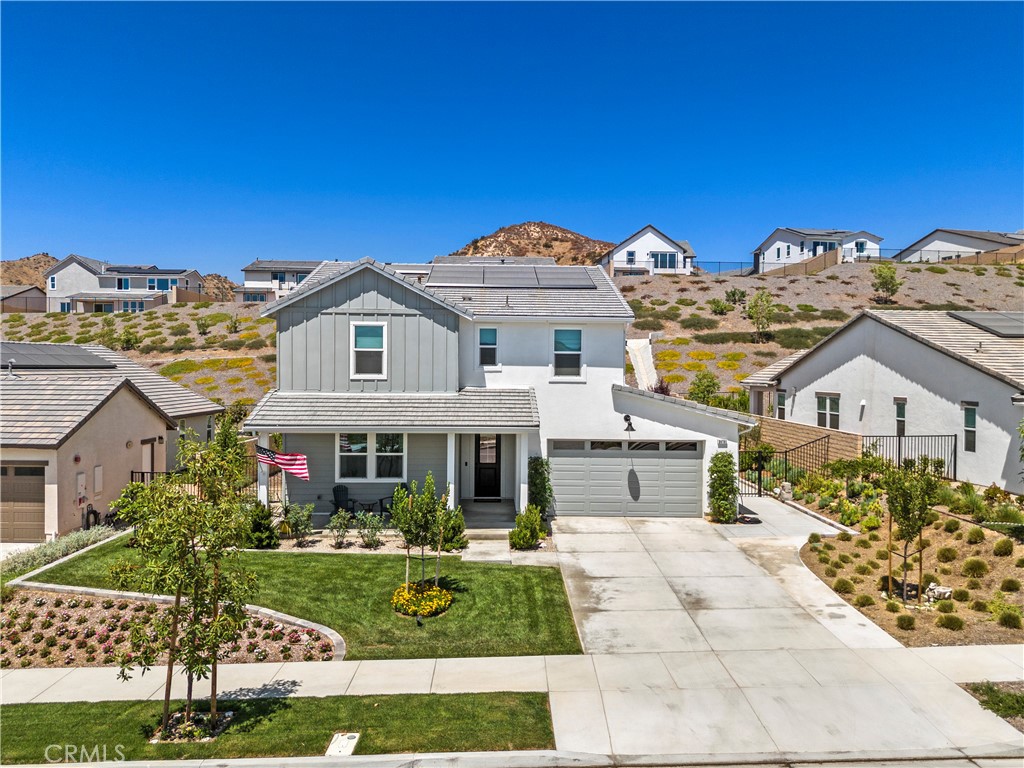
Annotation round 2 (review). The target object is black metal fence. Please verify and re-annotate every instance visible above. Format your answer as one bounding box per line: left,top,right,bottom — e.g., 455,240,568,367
130,456,283,501
862,434,957,479
739,435,831,497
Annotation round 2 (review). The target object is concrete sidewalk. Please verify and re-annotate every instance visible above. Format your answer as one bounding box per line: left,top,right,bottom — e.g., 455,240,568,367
4,504,1023,764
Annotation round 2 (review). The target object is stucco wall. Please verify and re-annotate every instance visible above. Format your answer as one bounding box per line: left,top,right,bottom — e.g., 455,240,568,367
608,229,693,274
898,234,1016,263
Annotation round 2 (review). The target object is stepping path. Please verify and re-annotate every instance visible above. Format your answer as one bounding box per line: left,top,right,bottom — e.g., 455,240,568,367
4,498,1023,765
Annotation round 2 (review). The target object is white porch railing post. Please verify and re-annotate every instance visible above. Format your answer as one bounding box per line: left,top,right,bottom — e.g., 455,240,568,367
446,432,456,509
257,432,270,506
516,432,529,514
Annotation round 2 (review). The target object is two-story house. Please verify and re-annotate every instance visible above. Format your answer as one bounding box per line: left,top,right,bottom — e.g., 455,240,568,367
752,228,883,273
244,258,754,524
598,225,696,276
743,310,1023,494
235,259,324,303
44,255,204,313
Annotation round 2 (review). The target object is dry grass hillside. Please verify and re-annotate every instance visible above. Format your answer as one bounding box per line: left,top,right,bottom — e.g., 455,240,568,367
0,254,59,288
620,260,1024,396
450,221,613,265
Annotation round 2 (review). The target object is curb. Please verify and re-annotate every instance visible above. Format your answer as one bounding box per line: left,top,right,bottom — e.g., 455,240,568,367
779,498,858,535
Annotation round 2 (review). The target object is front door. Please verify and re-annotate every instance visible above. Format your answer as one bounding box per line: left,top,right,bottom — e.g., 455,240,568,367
474,434,501,498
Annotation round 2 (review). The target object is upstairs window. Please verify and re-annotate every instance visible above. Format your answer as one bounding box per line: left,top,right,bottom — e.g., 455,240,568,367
479,328,497,366
895,399,906,437
553,329,582,377
625,250,636,265
963,403,977,453
271,271,286,283
816,394,839,429
49,276,56,290
351,323,386,379
116,278,130,291
786,244,791,257
296,273,309,282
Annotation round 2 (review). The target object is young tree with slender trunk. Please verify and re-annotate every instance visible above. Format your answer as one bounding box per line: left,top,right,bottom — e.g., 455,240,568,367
880,457,941,603
745,288,775,343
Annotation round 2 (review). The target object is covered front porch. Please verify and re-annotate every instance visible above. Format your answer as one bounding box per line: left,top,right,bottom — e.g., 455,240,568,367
243,388,541,527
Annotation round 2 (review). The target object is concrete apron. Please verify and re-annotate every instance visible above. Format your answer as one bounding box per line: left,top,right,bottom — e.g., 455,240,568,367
551,512,1024,762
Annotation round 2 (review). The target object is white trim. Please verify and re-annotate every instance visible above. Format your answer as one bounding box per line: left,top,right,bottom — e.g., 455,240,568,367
335,431,407,483
350,322,388,381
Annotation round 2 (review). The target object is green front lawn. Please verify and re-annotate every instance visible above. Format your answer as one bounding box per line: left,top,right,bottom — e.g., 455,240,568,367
31,538,582,660
0,693,554,763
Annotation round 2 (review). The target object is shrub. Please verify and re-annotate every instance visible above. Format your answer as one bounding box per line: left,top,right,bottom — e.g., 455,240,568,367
688,350,716,361
961,558,989,577
896,614,915,630
935,600,955,613
355,511,385,548
818,553,832,565
220,338,247,350
682,361,706,372
708,298,733,315
1000,578,1021,592
708,452,739,523
994,538,1014,557
854,538,871,549
808,532,821,544
1017,557,1024,568
678,316,719,331
324,511,351,549
0,526,117,580
854,564,871,575
245,501,280,549
527,456,553,512
998,611,1023,629
853,594,875,607
885,600,901,613
284,503,314,546
634,318,663,331
925,265,948,274
966,527,986,545
936,547,958,563
861,515,882,531
836,531,852,542
971,599,989,612
676,297,697,307
943,518,961,533
824,566,838,577
391,583,453,617
832,578,854,594
509,504,545,550
935,614,964,631
965,578,981,590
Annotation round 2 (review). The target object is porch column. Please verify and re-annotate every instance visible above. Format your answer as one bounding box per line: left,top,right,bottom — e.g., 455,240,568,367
515,432,529,513
446,432,456,509
256,432,270,506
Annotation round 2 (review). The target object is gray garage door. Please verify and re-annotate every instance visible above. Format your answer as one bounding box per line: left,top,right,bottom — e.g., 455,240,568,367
0,465,46,543
548,439,704,517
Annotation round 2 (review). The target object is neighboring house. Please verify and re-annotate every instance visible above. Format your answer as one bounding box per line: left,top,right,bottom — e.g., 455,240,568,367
599,225,696,276
894,229,1024,263
244,258,754,523
44,255,205,313
752,228,883,273
235,259,325,303
0,284,47,313
742,310,1024,493
0,345,177,542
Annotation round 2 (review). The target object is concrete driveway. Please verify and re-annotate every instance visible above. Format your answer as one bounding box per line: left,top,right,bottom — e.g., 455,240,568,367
552,502,1024,760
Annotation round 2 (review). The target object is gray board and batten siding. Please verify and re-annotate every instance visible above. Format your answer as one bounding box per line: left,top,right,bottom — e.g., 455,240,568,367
277,267,460,393
283,432,447,521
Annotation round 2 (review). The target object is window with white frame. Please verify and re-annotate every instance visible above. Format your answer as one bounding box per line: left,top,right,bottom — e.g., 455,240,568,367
243,292,267,302
776,247,781,260
816,394,839,429
895,398,906,437
49,276,56,290
786,244,791,257
296,273,309,282
116,278,130,291
121,300,145,313
776,390,786,420
651,252,677,269
272,272,286,283
553,329,582,377
351,323,386,378
59,301,72,313
625,250,635,265
337,432,406,480
856,240,867,254
963,403,977,453
479,327,497,366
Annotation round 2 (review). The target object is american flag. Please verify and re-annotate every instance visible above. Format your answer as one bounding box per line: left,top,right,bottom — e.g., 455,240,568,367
256,445,310,481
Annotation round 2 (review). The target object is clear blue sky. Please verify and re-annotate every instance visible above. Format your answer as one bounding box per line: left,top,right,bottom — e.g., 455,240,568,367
3,2,1021,279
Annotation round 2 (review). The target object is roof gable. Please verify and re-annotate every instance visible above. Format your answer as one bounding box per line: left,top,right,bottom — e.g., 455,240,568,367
604,225,692,260
894,229,1023,258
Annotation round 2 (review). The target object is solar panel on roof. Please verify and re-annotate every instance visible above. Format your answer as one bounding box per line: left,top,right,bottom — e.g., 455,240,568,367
482,267,539,287
949,311,1024,339
425,265,485,285
0,342,115,369
534,267,596,288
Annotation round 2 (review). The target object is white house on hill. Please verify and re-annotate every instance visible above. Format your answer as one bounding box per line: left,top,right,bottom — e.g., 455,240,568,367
44,255,205,313
235,259,326,303
752,228,883,273
743,310,1024,493
894,229,1024,263
599,225,695,276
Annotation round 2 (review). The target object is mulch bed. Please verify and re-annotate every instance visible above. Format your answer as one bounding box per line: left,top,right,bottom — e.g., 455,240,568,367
1,589,333,669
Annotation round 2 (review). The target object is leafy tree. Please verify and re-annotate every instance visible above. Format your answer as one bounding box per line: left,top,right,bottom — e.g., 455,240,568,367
195,316,212,336
879,457,942,603
244,499,280,549
687,370,719,404
112,420,256,731
745,288,775,343
870,263,903,303
708,452,739,523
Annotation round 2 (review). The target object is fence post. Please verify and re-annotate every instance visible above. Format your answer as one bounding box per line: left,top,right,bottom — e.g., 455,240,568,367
952,434,957,480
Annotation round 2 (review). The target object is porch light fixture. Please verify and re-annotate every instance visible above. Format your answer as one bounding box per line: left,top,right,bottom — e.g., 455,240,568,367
623,415,635,433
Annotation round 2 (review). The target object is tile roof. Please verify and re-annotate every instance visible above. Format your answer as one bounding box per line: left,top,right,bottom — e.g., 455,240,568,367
0,375,173,448
240,259,325,272
740,351,809,387
244,388,540,431
260,258,634,320
938,229,1024,245
611,384,758,426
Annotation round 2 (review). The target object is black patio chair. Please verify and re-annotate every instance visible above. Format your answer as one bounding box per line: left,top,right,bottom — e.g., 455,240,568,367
332,484,356,519
378,482,408,524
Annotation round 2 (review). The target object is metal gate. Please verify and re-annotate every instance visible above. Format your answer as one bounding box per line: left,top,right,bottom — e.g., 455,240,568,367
739,436,831,497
